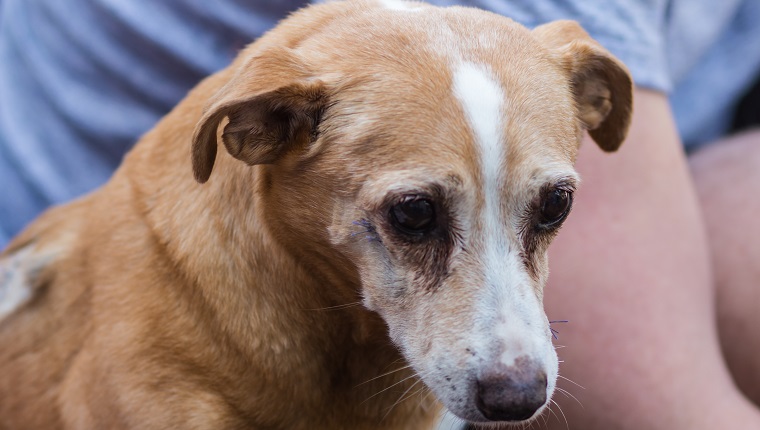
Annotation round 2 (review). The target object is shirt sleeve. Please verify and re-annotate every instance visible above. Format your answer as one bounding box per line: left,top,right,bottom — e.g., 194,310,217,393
0,0,302,244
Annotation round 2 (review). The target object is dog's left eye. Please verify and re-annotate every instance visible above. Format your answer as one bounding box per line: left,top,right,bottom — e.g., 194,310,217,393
538,188,572,228
390,198,436,235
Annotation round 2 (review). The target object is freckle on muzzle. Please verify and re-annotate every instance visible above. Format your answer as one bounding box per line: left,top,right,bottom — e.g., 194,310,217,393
475,356,548,422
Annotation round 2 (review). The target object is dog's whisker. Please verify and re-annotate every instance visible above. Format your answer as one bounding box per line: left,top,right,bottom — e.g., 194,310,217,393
378,357,409,374
555,387,584,409
415,385,431,405
415,387,436,414
383,383,420,420
539,408,549,427
355,364,413,388
545,401,561,426
361,371,421,405
407,385,428,408
381,377,426,421
302,301,362,311
425,389,437,405
549,399,570,430
557,374,586,390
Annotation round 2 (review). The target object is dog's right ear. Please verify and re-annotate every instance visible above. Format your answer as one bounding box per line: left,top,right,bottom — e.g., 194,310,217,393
192,49,327,183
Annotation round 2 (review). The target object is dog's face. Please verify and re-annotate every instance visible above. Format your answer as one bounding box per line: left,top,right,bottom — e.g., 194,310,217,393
192,1,631,425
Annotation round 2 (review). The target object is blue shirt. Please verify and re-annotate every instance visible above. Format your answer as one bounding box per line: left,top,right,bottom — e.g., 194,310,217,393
1,0,760,246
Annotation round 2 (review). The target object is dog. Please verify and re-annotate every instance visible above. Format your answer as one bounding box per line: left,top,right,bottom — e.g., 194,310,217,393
0,1,631,428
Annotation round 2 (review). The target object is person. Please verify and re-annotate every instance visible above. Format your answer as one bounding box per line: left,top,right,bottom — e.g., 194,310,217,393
1,1,760,428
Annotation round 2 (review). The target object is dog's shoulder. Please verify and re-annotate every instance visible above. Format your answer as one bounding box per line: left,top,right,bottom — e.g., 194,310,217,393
0,241,49,322
0,196,93,323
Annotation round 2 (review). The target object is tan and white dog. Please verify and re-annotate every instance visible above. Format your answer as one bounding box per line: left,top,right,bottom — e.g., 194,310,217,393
0,1,631,429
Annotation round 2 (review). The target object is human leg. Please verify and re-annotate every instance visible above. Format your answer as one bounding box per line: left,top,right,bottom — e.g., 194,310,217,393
537,91,760,429
690,129,760,405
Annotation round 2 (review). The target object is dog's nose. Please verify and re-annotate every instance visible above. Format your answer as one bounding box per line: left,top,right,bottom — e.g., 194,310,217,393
475,358,548,422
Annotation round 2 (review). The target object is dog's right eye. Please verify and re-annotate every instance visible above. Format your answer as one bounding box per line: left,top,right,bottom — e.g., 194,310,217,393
389,198,436,235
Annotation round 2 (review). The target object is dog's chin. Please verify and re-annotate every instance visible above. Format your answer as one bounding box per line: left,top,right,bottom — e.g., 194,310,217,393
443,404,548,428
462,417,544,430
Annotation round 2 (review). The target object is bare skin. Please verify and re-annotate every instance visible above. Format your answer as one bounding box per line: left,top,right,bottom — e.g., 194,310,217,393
690,128,760,406
538,90,760,429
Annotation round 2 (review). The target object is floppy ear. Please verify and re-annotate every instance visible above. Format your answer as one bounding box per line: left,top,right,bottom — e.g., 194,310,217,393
191,49,327,183
533,20,633,152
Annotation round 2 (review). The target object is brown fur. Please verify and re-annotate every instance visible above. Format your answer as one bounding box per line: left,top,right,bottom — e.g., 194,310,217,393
0,2,631,429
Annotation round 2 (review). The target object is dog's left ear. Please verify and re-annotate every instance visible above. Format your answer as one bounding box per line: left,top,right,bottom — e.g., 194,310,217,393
533,20,633,152
192,49,327,183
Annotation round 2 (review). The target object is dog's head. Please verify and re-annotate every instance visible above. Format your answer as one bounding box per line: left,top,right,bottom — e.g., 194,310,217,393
191,1,631,425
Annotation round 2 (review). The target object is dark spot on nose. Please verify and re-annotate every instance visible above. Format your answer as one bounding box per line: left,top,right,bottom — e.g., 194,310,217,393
475,357,547,422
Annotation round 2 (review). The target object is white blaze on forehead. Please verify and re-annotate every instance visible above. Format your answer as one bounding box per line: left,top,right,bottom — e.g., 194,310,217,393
453,62,506,269
453,63,552,368
378,0,421,11
452,62,505,212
